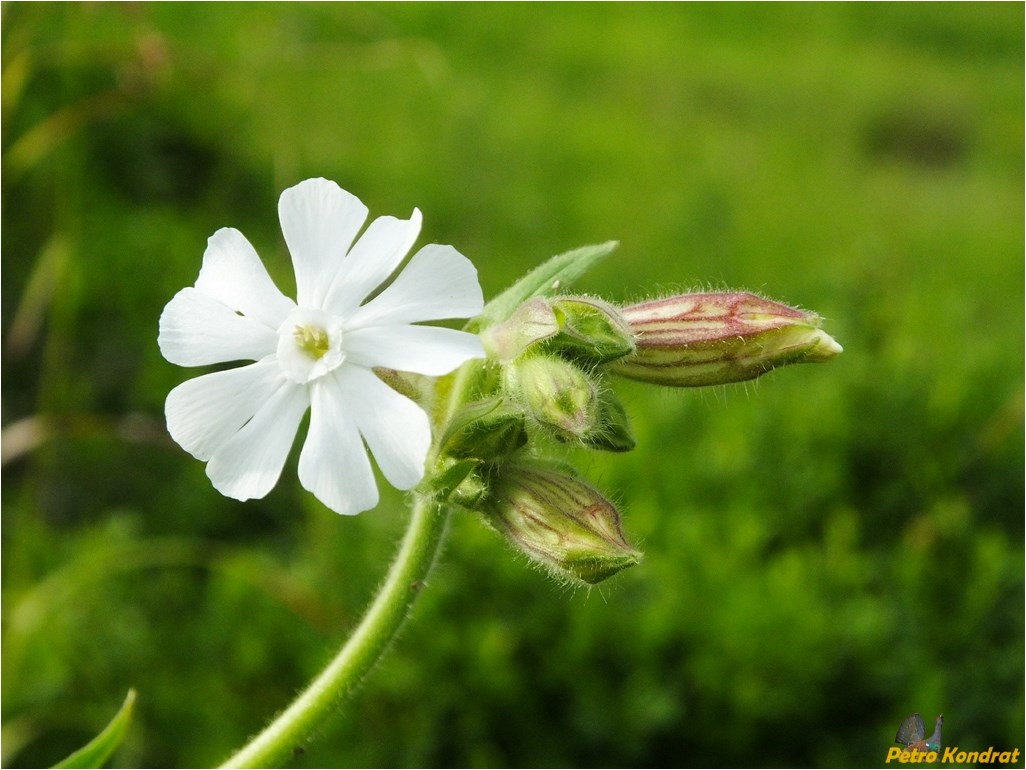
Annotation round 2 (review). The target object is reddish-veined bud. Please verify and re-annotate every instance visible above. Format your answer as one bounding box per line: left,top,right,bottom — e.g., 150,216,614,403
484,463,641,584
610,292,841,387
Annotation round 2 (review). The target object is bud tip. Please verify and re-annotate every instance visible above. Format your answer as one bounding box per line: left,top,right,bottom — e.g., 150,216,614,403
806,329,843,362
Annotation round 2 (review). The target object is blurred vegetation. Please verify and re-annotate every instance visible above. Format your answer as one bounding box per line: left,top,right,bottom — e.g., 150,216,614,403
2,4,1022,767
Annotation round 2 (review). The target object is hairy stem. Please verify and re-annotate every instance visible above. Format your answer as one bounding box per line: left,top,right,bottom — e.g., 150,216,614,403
220,494,451,768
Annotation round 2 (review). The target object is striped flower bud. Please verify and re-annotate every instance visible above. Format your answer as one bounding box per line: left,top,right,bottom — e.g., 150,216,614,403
484,463,641,584
610,292,842,387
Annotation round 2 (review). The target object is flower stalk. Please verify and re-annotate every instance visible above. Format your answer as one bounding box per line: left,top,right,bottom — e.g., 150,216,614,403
220,493,451,768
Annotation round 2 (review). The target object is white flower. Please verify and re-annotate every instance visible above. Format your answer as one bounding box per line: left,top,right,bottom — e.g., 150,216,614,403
158,178,485,515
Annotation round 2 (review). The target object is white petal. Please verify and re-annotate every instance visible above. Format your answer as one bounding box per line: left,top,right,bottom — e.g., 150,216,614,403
338,366,430,490
344,324,485,376
279,178,368,308
322,209,422,317
298,373,379,515
205,379,310,502
195,227,295,328
347,244,484,327
165,357,285,461
159,287,277,366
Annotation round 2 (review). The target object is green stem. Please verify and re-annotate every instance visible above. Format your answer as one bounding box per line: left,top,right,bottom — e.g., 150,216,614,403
220,495,451,768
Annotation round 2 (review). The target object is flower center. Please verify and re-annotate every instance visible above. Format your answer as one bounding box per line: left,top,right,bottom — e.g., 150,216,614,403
293,324,331,360
277,307,346,384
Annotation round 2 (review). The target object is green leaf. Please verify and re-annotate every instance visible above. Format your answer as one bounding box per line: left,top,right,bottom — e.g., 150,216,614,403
53,689,137,769
470,241,618,331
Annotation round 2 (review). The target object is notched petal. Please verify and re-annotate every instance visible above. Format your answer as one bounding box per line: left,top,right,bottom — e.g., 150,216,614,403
279,178,368,308
195,227,295,328
340,366,431,490
299,373,379,515
159,287,277,366
345,324,485,376
165,358,285,461
347,243,484,328
205,380,309,502
323,208,423,317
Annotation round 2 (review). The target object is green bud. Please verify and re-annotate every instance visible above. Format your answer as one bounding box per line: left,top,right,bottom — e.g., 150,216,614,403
582,391,636,453
425,457,490,510
549,296,636,364
451,468,489,510
440,397,528,461
481,298,559,362
511,354,598,442
484,463,641,584
609,292,842,387
427,457,481,502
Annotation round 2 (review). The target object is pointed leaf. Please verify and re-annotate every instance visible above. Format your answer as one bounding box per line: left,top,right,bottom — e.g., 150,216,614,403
53,689,137,769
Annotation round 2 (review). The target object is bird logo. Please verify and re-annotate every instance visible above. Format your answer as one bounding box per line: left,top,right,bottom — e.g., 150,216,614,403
895,713,944,753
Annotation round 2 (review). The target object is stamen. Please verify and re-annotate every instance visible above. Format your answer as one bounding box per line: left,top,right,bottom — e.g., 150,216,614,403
294,324,330,360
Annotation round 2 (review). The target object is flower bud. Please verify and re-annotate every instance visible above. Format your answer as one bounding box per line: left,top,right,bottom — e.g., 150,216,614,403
582,391,636,453
549,296,636,364
441,397,528,461
511,354,598,442
451,467,489,510
610,292,842,387
427,457,488,509
484,464,641,584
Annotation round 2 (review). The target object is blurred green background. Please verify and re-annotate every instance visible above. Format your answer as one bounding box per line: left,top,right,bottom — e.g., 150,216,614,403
2,4,1022,767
